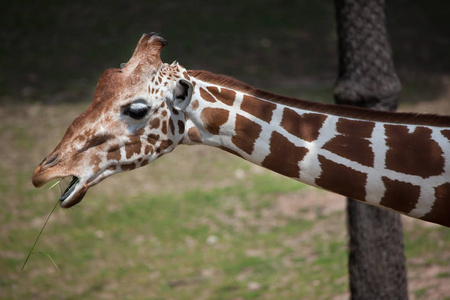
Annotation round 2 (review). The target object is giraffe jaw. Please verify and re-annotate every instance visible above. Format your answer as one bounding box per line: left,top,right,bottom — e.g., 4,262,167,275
59,176,88,208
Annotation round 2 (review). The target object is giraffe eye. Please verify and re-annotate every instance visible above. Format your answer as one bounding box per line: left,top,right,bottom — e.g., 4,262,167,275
123,102,149,120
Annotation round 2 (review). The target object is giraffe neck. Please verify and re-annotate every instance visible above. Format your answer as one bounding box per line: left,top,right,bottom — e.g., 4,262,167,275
183,70,450,227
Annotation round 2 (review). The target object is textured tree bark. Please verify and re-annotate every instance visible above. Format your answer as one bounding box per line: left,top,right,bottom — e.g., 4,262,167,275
334,0,409,299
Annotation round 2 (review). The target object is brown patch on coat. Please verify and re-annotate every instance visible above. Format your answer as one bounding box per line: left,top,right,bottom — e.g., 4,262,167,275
385,125,444,178
281,109,328,142
206,86,236,106
323,135,374,167
169,118,175,135
161,139,174,149
261,131,308,178
121,163,136,171
206,86,219,96
106,145,121,161
220,88,237,106
442,129,450,141
150,118,160,129
161,120,168,135
200,108,229,135
125,141,141,159
144,144,154,155
380,177,420,214
315,156,367,201
241,95,276,123
74,129,94,148
337,118,374,138
178,120,185,134
322,118,375,167
422,183,450,227
156,139,173,153
134,126,145,137
140,159,150,167
191,100,199,110
200,87,216,103
89,155,102,174
147,134,160,144
232,115,262,155
188,127,203,143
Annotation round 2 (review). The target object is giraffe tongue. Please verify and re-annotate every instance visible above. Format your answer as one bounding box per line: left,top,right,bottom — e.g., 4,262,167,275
59,176,79,202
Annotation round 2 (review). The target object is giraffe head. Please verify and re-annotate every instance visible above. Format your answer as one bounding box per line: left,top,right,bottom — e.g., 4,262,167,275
32,33,193,207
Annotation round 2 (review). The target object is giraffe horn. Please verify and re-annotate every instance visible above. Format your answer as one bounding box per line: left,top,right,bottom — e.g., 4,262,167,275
123,33,168,71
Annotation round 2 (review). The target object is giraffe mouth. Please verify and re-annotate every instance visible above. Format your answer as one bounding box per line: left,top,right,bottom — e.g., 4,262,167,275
59,176,87,208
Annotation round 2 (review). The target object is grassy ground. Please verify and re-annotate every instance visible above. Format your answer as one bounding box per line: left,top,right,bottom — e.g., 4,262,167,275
1,1,450,299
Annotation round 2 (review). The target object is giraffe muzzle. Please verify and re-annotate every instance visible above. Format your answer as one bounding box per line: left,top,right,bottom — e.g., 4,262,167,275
32,156,88,208
32,153,62,187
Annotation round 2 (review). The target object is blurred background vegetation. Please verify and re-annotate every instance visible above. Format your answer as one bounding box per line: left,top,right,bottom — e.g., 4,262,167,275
1,1,449,299
1,0,449,105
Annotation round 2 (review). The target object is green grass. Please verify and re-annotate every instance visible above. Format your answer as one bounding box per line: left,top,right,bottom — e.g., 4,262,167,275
404,226,450,264
0,159,332,299
414,287,429,298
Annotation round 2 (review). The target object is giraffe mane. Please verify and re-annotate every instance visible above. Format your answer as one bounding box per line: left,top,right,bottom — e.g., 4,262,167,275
187,70,450,128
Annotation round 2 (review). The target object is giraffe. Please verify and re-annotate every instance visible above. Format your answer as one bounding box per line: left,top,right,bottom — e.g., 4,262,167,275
32,33,450,227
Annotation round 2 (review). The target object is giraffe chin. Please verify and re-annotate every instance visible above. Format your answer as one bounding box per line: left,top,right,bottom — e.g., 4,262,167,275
59,176,88,208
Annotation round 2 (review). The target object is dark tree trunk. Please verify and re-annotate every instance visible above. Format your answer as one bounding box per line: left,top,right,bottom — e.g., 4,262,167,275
334,0,409,299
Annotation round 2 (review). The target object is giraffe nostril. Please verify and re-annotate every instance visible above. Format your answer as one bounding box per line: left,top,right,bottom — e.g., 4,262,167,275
41,154,59,168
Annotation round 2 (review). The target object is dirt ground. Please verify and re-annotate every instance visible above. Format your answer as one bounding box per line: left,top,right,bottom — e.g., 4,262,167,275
276,186,450,300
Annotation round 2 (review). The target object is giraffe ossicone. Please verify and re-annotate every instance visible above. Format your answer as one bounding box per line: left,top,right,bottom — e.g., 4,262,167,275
32,33,450,227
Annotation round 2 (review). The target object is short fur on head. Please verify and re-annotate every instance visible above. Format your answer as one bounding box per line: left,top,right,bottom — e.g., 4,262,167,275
32,33,193,208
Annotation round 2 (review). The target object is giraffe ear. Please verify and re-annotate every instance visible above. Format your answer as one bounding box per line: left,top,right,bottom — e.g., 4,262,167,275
171,78,193,111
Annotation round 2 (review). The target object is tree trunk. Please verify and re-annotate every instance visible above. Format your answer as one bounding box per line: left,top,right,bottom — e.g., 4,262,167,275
334,0,408,299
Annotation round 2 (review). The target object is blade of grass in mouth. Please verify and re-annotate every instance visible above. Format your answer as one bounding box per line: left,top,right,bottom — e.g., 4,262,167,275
21,199,59,272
